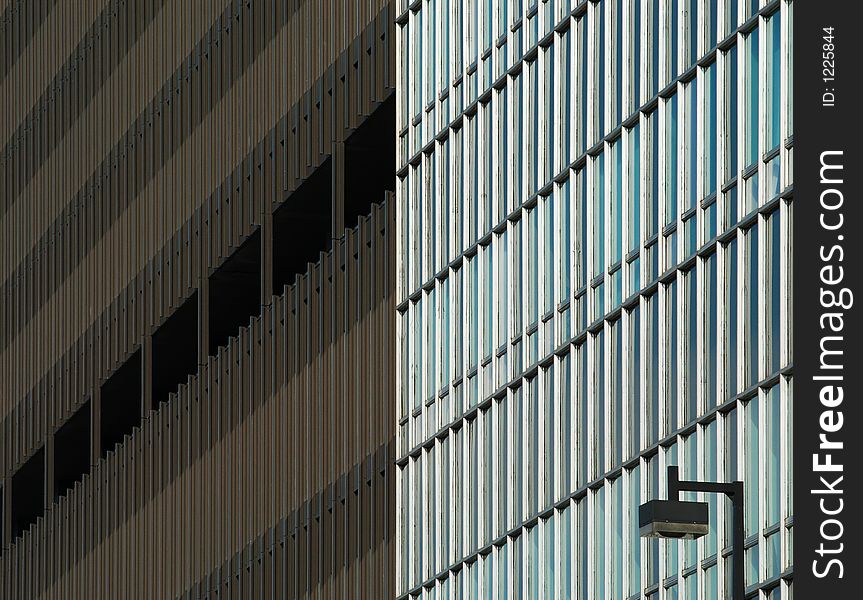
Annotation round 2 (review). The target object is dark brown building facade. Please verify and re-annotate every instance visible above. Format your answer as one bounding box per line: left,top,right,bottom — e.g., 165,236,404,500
0,1,396,597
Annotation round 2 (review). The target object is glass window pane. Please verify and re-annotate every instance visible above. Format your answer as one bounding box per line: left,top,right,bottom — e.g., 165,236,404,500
725,238,739,397
745,28,759,167
706,253,718,406
666,279,679,433
706,62,718,197
611,140,623,265
628,306,642,456
629,124,642,252
684,268,698,422
744,398,759,535
593,153,606,278
765,385,782,527
726,44,739,180
593,486,606,599
723,406,738,545
768,207,782,374
665,94,679,227
593,330,606,477
647,293,660,445
628,466,642,595
745,224,759,388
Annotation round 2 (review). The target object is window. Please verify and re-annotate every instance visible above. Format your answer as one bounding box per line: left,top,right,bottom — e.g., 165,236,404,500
577,343,589,487
577,14,589,154
543,368,556,508
413,301,423,410
766,13,782,187
705,62,718,197
646,454,661,586
610,319,623,465
512,386,524,522
593,330,606,478
512,72,524,206
544,517,556,597
611,477,624,597
529,59,540,194
577,168,589,292
426,289,437,402
647,110,659,239
544,195,555,315
709,0,718,47
684,267,698,423
400,310,410,419
727,0,739,33
483,244,494,359
468,255,479,372
561,28,573,166
440,0,450,89
483,103,493,233
723,406,739,544
512,219,523,335
628,306,642,457
706,252,718,406
559,180,572,305
453,0,463,73
631,0,642,110
725,238,739,397
628,124,642,254
470,115,480,243
544,45,555,183
703,419,719,556
768,210,781,373
497,88,509,217
683,433,698,567
744,28,759,168
650,0,660,95
744,224,759,388
453,126,465,252
441,140,451,266
497,232,509,350
610,140,623,266
578,499,589,599
765,385,782,526
597,0,607,139
412,10,423,116
665,278,679,433
685,77,698,212
686,0,698,64
744,397,759,537
669,0,679,81
426,0,436,105
592,153,606,279
664,94,679,227
725,44,739,182
593,485,606,599
560,353,573,495
529,376,540,514
664,441,679,576
528,208,539,325
560,507,572,594
453,266,464,381
628,466,642,596
483,408,494,542
614,0,624,125
646,293,660,445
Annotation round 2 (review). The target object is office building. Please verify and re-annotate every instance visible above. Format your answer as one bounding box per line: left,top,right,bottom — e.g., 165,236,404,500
1,1,396,597
395,0,793,598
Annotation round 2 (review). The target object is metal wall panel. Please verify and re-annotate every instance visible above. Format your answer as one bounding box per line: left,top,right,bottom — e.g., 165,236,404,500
1,0,396,597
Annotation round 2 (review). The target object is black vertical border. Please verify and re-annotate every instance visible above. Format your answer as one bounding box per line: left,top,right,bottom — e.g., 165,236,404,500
794,1,862,596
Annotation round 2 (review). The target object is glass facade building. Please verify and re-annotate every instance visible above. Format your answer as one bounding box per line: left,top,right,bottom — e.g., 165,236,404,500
396,0,793,598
